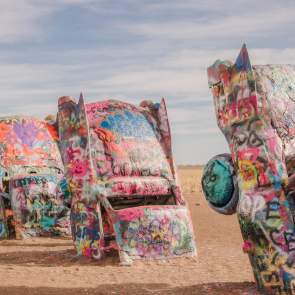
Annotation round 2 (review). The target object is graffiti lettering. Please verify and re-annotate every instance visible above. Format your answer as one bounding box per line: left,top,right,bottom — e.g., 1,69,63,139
206,45,295,293
238,194,265,221
266,201,281,220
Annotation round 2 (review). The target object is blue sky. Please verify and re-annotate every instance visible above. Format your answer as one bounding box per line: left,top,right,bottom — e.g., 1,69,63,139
1,0,295,164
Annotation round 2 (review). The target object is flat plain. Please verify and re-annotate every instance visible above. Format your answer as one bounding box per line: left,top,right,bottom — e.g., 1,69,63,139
0,166,258,295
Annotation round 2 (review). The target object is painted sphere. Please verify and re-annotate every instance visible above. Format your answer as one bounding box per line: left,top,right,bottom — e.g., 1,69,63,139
202,155,235,208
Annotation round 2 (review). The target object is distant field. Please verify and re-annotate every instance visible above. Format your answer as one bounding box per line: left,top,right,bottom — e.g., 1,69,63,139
177,165,203,194
177,165,204,169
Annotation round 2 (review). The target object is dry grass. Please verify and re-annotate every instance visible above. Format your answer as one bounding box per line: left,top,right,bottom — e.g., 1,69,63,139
177,165,203,194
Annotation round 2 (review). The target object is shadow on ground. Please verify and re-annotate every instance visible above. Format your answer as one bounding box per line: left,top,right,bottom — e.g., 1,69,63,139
0,241,72,248
0,282,261,295
0,249,120,267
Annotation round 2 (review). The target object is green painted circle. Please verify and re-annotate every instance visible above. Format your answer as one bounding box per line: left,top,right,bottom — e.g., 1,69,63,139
202,157,234,207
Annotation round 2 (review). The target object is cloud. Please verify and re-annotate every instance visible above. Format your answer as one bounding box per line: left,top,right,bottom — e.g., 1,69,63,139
124,3,295,44
0,0,294,163
0,0,96,43
144,0,292,13
0,46,294,121
0,0,48,43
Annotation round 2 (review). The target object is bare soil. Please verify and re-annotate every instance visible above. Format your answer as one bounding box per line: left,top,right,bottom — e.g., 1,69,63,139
0,167,258,295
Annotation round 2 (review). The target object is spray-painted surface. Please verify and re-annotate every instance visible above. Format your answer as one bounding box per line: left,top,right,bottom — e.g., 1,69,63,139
202,154,239,215
0,117,62,171
11,175,70,238
58,95,196,263
0,117,70,239
204,45,295,294
112,206,196,258
0,196,8,239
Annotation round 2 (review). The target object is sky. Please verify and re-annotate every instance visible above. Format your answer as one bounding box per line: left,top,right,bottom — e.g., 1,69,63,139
0,0,295,164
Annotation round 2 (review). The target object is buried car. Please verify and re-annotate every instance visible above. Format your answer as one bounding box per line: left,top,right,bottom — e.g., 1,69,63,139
0,116,71,239
58,95,196,264
202,45,295,294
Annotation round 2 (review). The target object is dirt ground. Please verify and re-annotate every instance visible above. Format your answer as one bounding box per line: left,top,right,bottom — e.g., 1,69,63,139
0,166,259,295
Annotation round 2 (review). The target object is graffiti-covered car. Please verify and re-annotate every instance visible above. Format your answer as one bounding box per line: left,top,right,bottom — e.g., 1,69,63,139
0,116,71,239
202,45,295,294
58,95,196,264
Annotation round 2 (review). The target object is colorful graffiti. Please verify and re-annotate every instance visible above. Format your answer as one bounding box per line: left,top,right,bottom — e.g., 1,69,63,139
203,44,295,294
0,117,63,172
112,206,196,259
202,154,239,215
86,100,173,181
58,95,196,264
11,175,71,238
0,116,70,239
0,196,8,239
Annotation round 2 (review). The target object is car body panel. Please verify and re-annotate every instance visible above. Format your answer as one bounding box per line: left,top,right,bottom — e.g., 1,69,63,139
205,44,295,294
0,196,8,239
58,95,196,263
111,205,196,259
0,116,63,173
0,116,70,239
10,174,70,238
